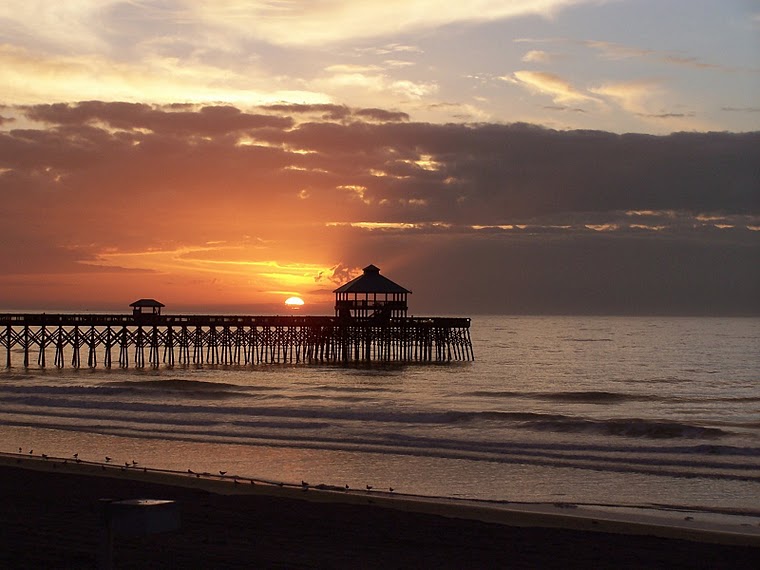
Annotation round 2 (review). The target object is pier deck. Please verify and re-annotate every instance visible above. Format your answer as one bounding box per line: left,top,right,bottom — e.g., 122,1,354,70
1,314,473,368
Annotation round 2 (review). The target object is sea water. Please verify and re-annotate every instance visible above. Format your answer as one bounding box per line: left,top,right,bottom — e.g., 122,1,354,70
1,316,758,517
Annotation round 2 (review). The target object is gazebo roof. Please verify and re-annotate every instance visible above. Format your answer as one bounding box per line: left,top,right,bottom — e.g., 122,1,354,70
333,265,411,294
129,298,165,308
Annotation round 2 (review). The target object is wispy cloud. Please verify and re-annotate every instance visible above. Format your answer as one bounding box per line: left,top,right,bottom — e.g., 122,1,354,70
589,79,664,115
0,44,328,106
191,1,594,46
521,49,557,63
509,70,600,105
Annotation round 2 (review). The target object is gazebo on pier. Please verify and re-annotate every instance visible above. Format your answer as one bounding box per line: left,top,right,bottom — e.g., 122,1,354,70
129,299,165,317
334,264,411,320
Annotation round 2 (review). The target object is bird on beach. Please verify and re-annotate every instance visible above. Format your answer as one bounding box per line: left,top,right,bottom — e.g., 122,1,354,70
301,480,309,488
73,453,78,459
29,449,33,455
18,447,22,453
187,469,195,475
105,456,112,463
219,470,227,476
389,487,394,493
41,454,48,460
132,460,138,467
125,462,130,468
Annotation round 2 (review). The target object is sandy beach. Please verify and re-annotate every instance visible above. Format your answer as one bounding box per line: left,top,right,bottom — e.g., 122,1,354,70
1,454,758,569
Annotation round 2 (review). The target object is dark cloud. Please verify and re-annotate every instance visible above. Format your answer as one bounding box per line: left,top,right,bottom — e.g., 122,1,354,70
354,108,410,122
722,107,760,113
543,105,586,113
23,102,293,134
2,101,758,314
260,103,409,123
261,103,352,121
636,112,695,119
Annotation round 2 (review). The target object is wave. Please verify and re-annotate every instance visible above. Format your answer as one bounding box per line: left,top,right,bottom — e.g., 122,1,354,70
0,390,734,441
107,379,247,391
464,390,660,404
445,411,729,439
561,337,614,342
524,417,727,439
0,380,260,401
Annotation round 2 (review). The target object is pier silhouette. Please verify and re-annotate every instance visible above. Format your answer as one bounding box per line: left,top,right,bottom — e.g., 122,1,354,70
1,266,473,368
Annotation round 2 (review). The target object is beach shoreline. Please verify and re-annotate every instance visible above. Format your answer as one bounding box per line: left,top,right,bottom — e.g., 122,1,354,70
2,453,758,568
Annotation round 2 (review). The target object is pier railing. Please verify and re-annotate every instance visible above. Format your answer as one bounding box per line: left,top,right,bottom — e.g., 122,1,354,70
1,314,473,368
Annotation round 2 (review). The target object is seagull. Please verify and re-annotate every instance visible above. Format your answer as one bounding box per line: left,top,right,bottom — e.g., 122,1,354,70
131,460,138,467
219,470,227,476
187,469,195,475
29,449,33,455
125,462,130,468
18,447,22,453
345,484,350,491
366,485,373,491
301,480,309,488
389,487,394,493
105,456,112,463
73,453,78,459
41,454,48,460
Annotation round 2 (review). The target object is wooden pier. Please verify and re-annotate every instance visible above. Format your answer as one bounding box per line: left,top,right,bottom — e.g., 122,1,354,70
0,313,473,368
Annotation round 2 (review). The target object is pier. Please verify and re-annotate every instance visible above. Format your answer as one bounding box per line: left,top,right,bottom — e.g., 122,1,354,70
0,313,473,368
1,265,473,368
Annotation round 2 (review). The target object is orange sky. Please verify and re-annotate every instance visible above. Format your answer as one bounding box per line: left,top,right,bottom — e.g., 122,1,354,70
1,102,758,315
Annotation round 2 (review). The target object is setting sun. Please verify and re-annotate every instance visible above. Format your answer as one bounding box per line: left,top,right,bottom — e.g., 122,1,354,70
285,296,305,309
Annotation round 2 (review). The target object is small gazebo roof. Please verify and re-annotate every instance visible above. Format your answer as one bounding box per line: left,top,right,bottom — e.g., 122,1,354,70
129,299,165,308
333,265,411,294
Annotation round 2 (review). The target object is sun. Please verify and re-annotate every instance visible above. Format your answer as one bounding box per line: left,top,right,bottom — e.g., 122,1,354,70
284,296,305,309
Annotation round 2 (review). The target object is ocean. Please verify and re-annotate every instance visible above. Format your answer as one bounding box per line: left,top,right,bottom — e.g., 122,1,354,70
1,315,758,521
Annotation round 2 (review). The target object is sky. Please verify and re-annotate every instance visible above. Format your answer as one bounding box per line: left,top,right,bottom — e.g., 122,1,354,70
1,0,758,315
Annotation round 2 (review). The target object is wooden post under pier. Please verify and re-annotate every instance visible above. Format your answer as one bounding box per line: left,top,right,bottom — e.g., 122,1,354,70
0,313,473,369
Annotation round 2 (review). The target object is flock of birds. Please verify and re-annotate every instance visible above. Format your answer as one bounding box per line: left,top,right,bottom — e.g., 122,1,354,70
13,448,396,495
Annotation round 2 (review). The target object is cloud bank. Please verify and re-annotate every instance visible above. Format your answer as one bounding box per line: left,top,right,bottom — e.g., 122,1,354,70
1,102,757,314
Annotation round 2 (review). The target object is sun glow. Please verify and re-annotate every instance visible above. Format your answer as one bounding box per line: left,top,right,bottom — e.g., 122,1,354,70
285,296,305,308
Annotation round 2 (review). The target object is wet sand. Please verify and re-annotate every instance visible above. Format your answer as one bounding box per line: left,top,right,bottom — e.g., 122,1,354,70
1,455,758,569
